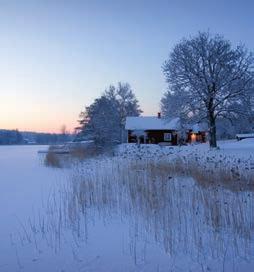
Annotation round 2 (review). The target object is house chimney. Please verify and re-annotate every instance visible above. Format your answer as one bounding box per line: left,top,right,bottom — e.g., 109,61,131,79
157,112,161,119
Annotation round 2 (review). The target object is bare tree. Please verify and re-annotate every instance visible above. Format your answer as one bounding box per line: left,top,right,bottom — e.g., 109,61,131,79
162,32,254,147
60,124,67,135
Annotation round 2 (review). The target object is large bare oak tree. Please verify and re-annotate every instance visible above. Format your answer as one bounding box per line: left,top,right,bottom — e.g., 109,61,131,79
162,32,254,147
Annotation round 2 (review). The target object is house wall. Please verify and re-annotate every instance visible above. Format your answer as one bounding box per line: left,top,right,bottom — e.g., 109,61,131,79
128,129,207,145
146,130,178,145
128,130,178,145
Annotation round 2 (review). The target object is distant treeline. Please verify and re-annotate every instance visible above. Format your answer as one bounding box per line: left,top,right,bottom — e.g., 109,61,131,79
0,129,23,145
0,129,73,145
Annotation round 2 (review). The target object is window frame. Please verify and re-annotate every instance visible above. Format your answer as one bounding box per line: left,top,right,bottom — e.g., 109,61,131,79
164,132,172,142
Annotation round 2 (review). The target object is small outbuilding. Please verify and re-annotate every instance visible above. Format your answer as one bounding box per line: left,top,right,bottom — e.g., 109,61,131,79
236,133,254,141
186,123,207,143
125,114,180,145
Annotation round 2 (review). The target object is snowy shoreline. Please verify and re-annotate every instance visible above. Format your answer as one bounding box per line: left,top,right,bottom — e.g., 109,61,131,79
43,139,254,186
115,140,254,186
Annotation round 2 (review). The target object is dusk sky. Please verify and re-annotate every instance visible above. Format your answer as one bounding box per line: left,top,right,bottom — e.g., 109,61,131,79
0,0,254,133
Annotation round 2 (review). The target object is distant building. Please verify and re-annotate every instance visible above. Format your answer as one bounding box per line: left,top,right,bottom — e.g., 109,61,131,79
125,113,207,145
125,113,180,145
236,133,254,141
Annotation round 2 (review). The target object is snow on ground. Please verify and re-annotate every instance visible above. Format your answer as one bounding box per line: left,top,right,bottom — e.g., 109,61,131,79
219,138,254,156
116,139,254,184
0,146,72,272
117,139,254,163
1,144,254,272
118,138,254,157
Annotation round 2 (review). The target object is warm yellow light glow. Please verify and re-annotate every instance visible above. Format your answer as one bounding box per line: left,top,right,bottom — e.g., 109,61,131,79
191,133,196,143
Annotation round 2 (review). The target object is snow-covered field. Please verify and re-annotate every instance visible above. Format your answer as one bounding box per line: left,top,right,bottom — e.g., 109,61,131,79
0,143,254,271
117,139,254,186
117,138,254,159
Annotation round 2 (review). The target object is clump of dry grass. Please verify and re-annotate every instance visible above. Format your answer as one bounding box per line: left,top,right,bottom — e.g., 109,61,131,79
130,157,254,191
117,144,254,190
44,151,61,168
68,158,254,258
19,156,254,266
178,158,254,191
69,145,100,159
44,144,104,168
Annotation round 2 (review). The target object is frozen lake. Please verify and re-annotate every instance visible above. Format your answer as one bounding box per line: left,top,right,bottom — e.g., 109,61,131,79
0,145,254,271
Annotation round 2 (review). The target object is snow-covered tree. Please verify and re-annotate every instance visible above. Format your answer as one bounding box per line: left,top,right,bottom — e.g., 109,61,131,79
77,82,142,147
106,82,142,142
162,32,254,147
81,95,120,147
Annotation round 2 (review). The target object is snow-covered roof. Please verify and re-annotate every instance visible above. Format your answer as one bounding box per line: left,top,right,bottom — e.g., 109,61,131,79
186,123,208,132
192,123,208,133
236,133,254,138
125,117,180,131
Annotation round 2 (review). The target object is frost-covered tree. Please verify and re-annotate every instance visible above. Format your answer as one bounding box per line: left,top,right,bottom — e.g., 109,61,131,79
80,95,120,147
162,32,254,147
106,82,142,142
77,82,142,147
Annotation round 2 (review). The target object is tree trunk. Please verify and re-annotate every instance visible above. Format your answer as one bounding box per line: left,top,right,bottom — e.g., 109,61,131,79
208,112,217,148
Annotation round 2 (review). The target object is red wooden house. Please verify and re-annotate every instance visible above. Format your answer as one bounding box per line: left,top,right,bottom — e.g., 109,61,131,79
125,114,207,145
125,114,180,145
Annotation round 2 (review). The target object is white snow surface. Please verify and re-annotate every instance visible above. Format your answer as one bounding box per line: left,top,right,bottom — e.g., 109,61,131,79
125,116,180,130
117,139,254,159
116,139,254,180
1,143,254,272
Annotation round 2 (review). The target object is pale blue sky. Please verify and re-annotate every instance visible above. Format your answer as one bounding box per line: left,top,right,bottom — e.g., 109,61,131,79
0,0,253,132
